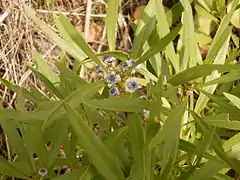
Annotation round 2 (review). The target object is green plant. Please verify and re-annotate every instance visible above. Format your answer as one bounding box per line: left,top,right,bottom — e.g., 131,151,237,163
0,0,240,179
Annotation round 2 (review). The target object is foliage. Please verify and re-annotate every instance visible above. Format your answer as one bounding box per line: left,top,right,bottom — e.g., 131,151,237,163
0,0,240,179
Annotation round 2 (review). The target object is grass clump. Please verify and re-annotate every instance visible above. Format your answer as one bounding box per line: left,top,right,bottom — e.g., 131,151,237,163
0,0,240,179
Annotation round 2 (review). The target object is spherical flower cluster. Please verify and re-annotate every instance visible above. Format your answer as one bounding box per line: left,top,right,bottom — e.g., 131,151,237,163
104,56,117,63
38,168,48,177
95,65,103,73
105,72,121,84
125,78,140,93
109,87,120,96
94,56,142,96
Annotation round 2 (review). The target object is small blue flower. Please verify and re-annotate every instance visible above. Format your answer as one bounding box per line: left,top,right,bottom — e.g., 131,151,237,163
105,72,121,84
38,168,48,176
121,63,129,71
109,87,120,96
95,65,103,73
104,56,117,64
126,59,136,67
125,79,139,92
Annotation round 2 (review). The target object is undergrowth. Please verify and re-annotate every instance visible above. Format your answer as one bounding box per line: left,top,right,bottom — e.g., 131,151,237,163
0,0,240,179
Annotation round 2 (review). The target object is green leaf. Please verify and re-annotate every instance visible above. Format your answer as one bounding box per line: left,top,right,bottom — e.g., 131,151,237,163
224,132,240,152
150,101,187,179
104,127,130,173
155,0,180,72
84,96,150,112
188,159,227,180
198,89,240,120
0,108,49,124
166,2,184,26
131,23,182,71
64,103,124,180
180,0,202,69
214,173,235,180
193,125,215,169
191,111,240,173
204,0,239,64
51,166,89,180
1,121,35,172
228,0,240,29
44,118,69,168
178,139,215,160
55,61,87,96
0,156,28,179
194,26,231,114
145,100,162,145
58,14,106,71
127,113,145,179
201,69,240,87
21,125,48,168
224,92,240,109
194,3,219,24
43,81,105,128
168,64,240,86
28,65,63,99
25,6,87,63
131,0,156,59
0,78,47,103
32,50,59,84
106,0,119,50
206,120,240,130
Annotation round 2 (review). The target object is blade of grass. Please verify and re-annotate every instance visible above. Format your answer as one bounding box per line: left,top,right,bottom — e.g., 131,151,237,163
58,14,106,71
106,0,119,50
200,69,240,87
224,92,240,109
0,156,28,179
131,0,156,59
1,121,35,172
166,2,184,26
25,6,87,63
191,111,240,173
64,103,124,180
127,113,145,179
168,64,240,86
129,23,182,73
198,89,240,119
28,65,63,99
194,26,231,114
149,101,187,179
33,50,59,84
188,159,227,180
0,78,48,103
204,0,239,64
84,96,150,112
180,0,202,69
51,166,89,180
155,0,180,73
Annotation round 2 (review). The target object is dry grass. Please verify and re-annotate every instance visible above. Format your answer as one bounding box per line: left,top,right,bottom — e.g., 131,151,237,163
0,0,139,108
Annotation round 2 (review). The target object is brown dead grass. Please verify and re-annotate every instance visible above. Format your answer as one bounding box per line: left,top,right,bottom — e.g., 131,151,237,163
0,0,140,108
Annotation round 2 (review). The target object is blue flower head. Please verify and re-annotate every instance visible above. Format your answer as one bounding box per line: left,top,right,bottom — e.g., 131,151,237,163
104,56,117,64
109,87,120,96
121,63,129,72
105,72,121,84
95,65,103,73
38,168,48,176
125,78,139,92
126,59,136,67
